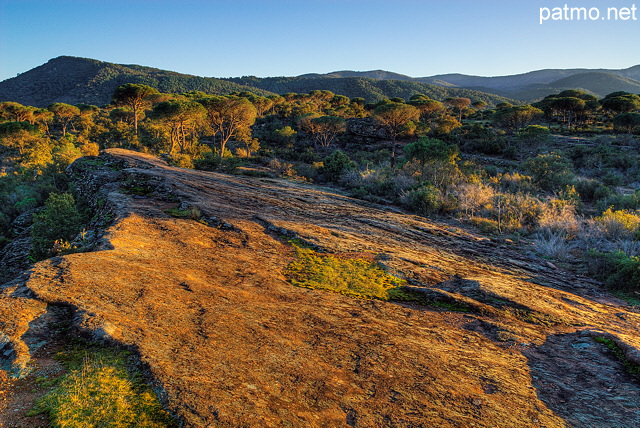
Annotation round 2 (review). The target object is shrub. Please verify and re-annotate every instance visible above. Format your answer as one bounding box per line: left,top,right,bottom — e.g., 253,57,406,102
595,207,640,240
532,229,574,260
586,250,640,292
524,152,574,192
321,150,355,183
468,217,500,234
168,153,194,169
400,185,441,216
286,243,404,300
31,192,83,261
538,199,580,236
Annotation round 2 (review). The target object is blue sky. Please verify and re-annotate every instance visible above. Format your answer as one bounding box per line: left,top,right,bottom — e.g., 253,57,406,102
0,0,639,81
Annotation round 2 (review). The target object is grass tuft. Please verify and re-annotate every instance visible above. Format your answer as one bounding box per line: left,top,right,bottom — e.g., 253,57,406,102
286,243,404,300
29,347,177,427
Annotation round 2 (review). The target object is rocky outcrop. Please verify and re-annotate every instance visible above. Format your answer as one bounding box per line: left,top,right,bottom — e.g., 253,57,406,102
1,149,639,427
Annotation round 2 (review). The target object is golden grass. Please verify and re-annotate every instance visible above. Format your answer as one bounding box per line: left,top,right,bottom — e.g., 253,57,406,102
30,349,175,427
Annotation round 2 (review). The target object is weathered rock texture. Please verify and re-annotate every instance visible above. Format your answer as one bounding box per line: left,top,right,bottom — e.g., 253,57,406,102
1,149,639,427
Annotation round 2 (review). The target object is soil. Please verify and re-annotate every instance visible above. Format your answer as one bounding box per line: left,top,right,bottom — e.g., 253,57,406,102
1,148,639,427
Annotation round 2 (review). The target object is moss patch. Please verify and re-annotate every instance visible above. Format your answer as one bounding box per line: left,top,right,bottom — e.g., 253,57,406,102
286,243,404,300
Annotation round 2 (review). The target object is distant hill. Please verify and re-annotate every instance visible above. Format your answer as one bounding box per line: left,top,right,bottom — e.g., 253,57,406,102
0,57,514,107
224,75,516,105
0,56,275,107
420,67,640,101
304,66,640,102
2,56,638,107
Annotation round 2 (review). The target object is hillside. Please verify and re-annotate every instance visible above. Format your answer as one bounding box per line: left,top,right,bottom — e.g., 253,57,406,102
2,57,638,107
0,57,514,107
0,56,275,107
224,75,516,105
1,150,640,426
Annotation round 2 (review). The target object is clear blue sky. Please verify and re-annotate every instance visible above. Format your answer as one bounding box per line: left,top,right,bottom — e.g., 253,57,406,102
1,0,639,81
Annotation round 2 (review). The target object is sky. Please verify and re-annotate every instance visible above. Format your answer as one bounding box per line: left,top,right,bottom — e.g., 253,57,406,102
0,0,639,81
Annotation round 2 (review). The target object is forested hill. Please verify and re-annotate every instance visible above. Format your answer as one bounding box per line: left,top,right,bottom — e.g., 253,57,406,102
0,56,515,107
223,75,516,105
0,56,276,107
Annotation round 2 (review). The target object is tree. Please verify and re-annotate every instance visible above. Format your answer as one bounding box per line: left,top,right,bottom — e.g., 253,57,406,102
516,125,551,161
0,101,36,123
321,150,355,183
548,97,586,130
408,98,444,124
613,112,640,134
493,105,543,141
373,102,419,167
299,115,346,149
150,100,206,154
445,97,472,121
31,192,82,260
197,96,257,156
112,84,159,136
524,152,574,192
601,95,640,115
404,137,459,176
48,103,80,137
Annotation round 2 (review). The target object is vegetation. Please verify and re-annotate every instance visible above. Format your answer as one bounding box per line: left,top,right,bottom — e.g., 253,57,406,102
593,336,640,378
2,73,640,298
286,242,404,300
30,192,85,260
29,346,176,427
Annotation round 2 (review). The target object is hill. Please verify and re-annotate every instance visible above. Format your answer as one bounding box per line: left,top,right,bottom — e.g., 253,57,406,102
1,149,639,426
0,57,515,107
308,66,640,102
224,75,516,105
0,56,275,107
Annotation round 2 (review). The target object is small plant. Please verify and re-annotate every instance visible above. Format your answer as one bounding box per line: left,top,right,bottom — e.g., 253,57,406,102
532,230,574,260
286,243,404,300
593,336,640,378
29,347,177,427
165,206,202,220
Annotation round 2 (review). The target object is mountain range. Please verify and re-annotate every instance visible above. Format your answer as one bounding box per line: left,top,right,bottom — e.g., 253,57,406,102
1,56,639,108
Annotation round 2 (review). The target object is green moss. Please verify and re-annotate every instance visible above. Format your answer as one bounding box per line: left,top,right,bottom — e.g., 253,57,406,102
286,243,404,300
594,336,640,378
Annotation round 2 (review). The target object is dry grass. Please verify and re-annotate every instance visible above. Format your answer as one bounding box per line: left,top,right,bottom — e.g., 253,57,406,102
29,349,175,427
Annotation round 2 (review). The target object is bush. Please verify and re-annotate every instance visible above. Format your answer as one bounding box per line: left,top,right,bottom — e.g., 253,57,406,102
400,185,441,216
167,153,194,169
321,150,355,183
31,193,83,261
595,207,640,240
30,348,175,427
586,250,640,292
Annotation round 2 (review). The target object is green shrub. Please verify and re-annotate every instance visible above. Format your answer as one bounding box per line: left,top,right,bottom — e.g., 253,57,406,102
321,150,355,183
586,250,640,292
286,243,404,300
167,153,194,169
400,185,441,216
31,193,83,261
